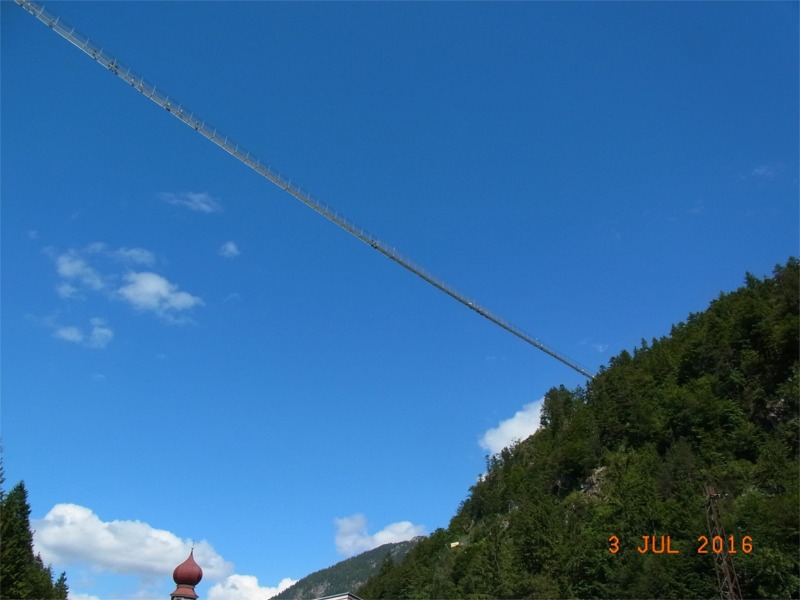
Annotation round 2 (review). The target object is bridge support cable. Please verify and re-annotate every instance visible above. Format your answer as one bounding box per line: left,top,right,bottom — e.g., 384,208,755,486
16,0,594,379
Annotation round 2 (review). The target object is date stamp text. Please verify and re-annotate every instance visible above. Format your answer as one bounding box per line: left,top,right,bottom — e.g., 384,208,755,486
608,535,753,555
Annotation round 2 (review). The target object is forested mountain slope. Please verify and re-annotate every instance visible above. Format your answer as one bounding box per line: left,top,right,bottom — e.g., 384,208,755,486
274,539,420,599
357,259,799,599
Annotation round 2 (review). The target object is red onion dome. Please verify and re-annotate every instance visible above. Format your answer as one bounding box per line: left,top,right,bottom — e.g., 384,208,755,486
173,550,203,587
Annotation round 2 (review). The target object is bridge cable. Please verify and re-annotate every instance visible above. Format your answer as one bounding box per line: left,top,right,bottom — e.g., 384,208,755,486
15,0,595,379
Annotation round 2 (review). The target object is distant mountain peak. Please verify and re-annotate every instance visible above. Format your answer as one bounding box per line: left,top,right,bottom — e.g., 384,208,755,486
273,539,420,600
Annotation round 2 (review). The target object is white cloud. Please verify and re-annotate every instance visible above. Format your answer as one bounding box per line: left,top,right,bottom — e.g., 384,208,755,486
751,164,779,178
219,241,240,258
57,283,80,299
334,514,425,557
117,272,203,320
52,319,114,349
56,252,105,291
49,244,202,324
160,192,221,213
83,242,107,254
33,504,233,581
51,245,156,299
208,575,297,600
34,503,291,600
88,318,114,348
81,243,156,266
479,398,544,455
114,247,156,266
54,326,84,344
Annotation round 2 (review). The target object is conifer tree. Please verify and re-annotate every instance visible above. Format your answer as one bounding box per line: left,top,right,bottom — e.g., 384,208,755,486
0,482,36,599
0,479,68,600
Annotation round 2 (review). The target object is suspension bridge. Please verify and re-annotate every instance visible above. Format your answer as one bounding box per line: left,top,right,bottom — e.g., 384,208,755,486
14,0,594,379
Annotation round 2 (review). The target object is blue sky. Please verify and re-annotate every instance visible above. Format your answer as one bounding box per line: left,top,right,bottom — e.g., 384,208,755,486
2,2,797,599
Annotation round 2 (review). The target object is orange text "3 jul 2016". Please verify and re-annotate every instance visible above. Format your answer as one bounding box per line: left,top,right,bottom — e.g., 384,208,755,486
608,535,753,555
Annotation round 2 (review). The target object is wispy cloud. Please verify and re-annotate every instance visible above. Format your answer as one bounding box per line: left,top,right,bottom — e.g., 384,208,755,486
52,318,114,349
57,283,80,299
117,272,203,322
160,191,221,213
219,241,241,258
580,338,609,354
208,575,297,600
84,242,156,266
334,513,425,557
751,163,780,178
484,355,507,362
53,325,84,344
33,504,234,580
50,244,157,299
479,399,544,455
55,251,105,292
47,244,203,327
113,247,156,266
87,318,114,348
687,201,704,215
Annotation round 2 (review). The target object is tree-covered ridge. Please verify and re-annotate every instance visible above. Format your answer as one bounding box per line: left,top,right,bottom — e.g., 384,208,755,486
274,539,420,599
358,259,799,599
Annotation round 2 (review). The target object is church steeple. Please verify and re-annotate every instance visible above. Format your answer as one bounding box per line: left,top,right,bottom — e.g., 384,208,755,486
170,549,203,600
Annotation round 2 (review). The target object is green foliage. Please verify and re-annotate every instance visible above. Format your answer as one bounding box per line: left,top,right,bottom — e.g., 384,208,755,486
53,573,68,600
273,539,419,599
0,479,68,600
357,259,799,599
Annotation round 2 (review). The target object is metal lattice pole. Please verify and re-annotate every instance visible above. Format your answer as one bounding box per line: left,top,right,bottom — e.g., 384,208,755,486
704,485,742,600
